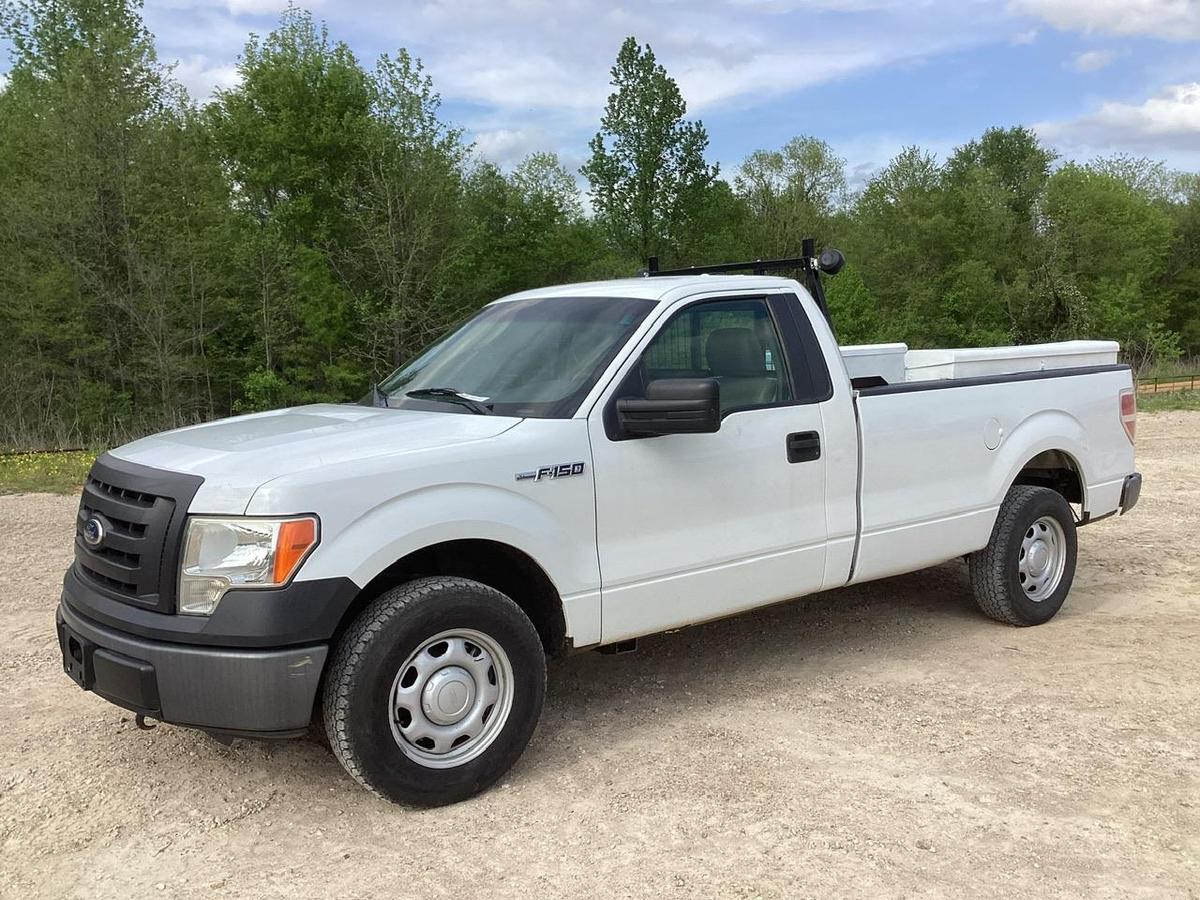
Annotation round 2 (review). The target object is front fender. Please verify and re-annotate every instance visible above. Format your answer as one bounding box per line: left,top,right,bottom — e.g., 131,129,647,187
299,482,590,592
246,417,601,644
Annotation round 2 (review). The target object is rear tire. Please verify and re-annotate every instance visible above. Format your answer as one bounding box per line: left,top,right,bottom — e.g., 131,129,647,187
323,576,546,806
969,485,1077,626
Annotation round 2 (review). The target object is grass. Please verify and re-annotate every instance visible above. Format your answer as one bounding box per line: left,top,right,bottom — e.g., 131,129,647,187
1139,357,1200,380
1138,390,1200,413
0,450,96,495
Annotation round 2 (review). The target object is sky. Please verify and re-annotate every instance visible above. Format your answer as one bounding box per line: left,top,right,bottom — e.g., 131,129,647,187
16,0,1200,186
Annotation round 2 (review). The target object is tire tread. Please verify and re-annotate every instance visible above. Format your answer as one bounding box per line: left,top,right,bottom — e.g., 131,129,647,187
969,485,1073,627
322,576,540,802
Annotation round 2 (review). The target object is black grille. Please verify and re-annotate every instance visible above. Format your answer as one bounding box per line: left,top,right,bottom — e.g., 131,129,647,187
88,479,157,507
73,455,204,613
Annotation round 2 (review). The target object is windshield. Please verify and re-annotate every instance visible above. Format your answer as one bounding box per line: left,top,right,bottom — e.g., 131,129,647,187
377,296,655,418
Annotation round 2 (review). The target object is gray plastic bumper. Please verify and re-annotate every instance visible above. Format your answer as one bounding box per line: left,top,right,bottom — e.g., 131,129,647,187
57,600,327,737
1120,472,1142,515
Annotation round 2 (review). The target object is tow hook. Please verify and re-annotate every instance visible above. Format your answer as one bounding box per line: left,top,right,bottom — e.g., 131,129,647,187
135,713,158,731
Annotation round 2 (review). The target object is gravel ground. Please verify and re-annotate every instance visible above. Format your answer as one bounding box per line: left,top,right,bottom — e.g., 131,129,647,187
1,413,1197,899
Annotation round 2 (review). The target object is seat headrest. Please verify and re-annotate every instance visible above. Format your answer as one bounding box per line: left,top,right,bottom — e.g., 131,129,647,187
705,327,764,377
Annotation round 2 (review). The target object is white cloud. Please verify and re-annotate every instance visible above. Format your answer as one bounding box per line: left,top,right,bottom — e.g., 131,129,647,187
830,133,962,191
1008,0,1200,41
151,0,321,15
471,128,555,168
1037,82,1200,153
223,0,312,12
673,43,887,111
179,0,1001,184
282,0,1010,118
0,73,8,93
133,0,1021,175
434,51,607,115
169,55,242,99
1069,50,1118,73
143,4,266,58
132,0,1200,186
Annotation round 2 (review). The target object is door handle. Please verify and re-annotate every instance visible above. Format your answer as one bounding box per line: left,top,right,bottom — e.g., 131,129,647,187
786,431,821,463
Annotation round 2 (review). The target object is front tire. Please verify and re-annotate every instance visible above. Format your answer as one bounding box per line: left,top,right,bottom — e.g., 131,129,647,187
323,577,546,806
969,485,1078,626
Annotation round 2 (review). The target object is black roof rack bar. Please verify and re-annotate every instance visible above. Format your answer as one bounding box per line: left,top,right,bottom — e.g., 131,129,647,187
644,255,812,278
642,239,837,335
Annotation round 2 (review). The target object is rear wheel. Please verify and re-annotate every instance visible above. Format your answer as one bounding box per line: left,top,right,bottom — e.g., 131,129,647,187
969,485,1078,626
323,577,546,806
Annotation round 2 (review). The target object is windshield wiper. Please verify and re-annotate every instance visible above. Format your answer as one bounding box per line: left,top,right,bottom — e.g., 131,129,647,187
405,387,493,415
370,383,390,408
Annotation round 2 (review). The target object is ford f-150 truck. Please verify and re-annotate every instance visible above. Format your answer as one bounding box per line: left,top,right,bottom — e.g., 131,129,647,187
56,249,1142,806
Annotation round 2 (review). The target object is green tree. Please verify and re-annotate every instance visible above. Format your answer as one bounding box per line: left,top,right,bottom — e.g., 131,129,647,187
735,136,848,256
1043,164,1177,367
941,127,1056,343
1089,154,1182,202
506,153,614,283
206,9,374,405
944,126,1056,227
850,130,1067,349
1163,177,1200,356
0,2,1197,447
451,153,610,303
0,0,234,444
824,264,882,345
581,37,717,264
339,50,468,378
1088,157,1200,357
511,152,584,222
850,147,951,344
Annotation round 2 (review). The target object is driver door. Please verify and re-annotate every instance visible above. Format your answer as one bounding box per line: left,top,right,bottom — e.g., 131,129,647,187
588,293,830,643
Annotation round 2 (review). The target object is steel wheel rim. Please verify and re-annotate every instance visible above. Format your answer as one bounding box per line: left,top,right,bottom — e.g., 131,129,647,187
1017,515,1066,602
388,628,514,769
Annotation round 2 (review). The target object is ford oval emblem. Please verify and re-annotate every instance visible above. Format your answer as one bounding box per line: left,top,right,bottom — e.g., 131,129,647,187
83,517,105,548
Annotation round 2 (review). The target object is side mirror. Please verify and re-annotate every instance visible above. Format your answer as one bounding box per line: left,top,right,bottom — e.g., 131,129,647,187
616,378,720,437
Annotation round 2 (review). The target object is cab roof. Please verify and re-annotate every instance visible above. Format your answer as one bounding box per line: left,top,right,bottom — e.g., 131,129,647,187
497,274,801,304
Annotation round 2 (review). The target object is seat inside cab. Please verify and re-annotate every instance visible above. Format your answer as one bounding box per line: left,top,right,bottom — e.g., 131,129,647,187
703,327,781,408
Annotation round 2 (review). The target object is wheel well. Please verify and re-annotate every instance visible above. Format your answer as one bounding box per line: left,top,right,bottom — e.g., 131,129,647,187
1013,450,1083,505
337,540,567,657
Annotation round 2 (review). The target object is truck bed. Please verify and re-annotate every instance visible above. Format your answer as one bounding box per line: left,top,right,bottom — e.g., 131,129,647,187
840,340,1119,387
846,361,1134,585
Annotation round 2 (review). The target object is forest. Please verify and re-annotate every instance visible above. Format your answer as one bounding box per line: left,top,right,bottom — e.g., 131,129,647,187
1,0,1197,449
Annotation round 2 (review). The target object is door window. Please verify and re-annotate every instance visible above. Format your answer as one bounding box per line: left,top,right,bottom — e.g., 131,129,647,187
641,298,794,415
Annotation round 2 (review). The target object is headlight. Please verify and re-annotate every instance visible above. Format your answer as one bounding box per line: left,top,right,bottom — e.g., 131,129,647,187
178,516,318,615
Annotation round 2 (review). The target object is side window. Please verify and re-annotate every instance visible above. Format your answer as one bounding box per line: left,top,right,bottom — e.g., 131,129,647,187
641,298,794,415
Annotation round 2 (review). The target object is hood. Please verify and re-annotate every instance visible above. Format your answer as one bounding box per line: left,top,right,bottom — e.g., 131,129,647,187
110,404,521,513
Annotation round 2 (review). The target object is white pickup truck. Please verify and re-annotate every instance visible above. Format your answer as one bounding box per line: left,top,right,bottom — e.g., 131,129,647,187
56,250,1142,806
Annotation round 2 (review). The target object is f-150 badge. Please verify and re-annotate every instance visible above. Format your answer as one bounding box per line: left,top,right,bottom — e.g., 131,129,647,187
515,462,585,482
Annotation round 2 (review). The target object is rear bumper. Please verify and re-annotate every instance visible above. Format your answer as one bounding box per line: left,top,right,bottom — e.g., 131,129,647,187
57,600,327,737
1120,472,1142,515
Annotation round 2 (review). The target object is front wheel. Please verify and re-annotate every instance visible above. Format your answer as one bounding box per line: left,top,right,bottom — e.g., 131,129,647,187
323,577,546,806
969,485,1078,626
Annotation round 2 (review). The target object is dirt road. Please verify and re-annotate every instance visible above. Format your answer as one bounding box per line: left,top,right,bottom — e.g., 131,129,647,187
1,414,1197,899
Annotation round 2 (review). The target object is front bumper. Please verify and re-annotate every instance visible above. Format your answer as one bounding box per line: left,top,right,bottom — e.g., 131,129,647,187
61,563,359,648
57,600,327,737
